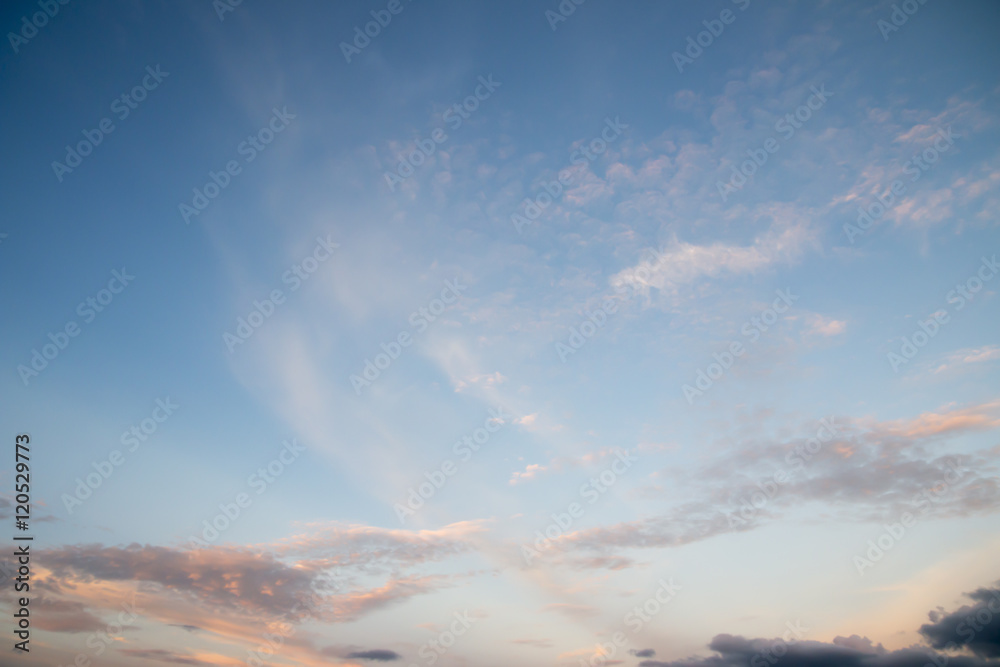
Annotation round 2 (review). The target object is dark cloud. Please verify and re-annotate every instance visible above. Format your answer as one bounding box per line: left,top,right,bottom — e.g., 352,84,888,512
346,649,402,661
169,624,202,633
636,634,993,667
634,594,1000,667
632,648,656,657
573,555,636,570
920,584,1000,658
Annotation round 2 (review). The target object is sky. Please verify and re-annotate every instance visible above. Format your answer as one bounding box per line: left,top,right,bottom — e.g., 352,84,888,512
1,0,1000,666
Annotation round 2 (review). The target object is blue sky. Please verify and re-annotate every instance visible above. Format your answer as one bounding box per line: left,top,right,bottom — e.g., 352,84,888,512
2,1,1000,666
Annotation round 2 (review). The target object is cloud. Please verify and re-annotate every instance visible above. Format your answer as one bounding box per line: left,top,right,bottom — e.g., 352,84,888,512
169,624,202,633
39,544,321,619
883,400,1000,439
118,649,206,665
509,463,548,485
37,537,472,633
529,402,1000,563
610,216,816,298
29,596,106,633
930,346,1000,375
332,575,453,623
919,583,1000,658
512,638,554,648
632,648,657,657
509,447,637,486
0,498,53,527
28,540,459,665
542,603,599,619
832,94,995,235
346,649,402,661
571,555,635,571
267,519,489,573
805,314,847,337
455,371,507,393
636,633,995,667
516,413,538,426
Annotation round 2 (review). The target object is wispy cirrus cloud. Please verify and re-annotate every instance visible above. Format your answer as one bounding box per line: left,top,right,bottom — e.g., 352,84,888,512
522,401,1000,565
929,345,1000,375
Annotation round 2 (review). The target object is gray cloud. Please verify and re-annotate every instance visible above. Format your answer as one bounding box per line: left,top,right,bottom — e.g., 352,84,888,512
920,584,1000,658
30,595,106,633
541,405,1000,564
638,585,1000,667
169,624,202,633
40,543,323,619
346,649,402,661
638,634,990,667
